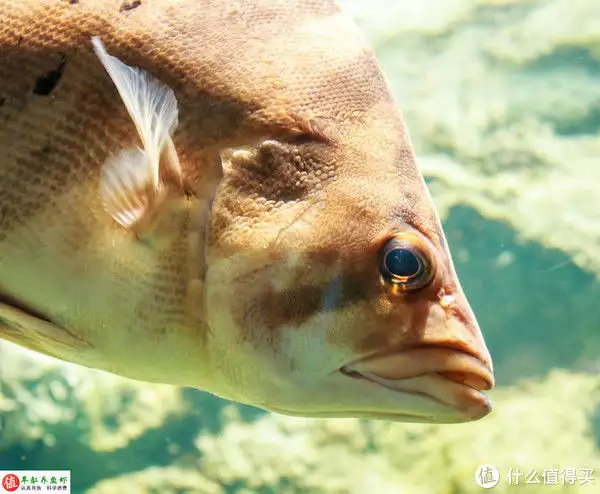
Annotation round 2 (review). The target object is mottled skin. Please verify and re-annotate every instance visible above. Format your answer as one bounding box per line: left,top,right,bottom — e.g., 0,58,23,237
0,0,494,422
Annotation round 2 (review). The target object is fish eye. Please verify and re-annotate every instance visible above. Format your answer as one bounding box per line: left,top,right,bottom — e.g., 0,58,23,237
378,233,436,292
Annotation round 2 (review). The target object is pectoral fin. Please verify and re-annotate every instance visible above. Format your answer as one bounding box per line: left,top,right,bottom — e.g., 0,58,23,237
91,37,183,232
99,147,152,228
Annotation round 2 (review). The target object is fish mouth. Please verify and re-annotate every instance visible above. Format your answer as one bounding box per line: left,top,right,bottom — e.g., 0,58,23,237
340,346,494,421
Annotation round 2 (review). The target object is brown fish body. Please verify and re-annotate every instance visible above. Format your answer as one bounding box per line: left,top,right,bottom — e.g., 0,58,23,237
0,0,494,422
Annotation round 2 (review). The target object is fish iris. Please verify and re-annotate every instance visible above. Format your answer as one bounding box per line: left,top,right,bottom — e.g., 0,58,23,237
378,233,436,292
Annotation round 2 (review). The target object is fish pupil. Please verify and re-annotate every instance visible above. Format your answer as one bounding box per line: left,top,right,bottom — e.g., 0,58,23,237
385,248,421,278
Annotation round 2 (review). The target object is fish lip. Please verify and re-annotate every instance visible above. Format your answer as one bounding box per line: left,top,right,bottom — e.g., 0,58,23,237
341,345,495,391
340,366,493,421
339,345,494,420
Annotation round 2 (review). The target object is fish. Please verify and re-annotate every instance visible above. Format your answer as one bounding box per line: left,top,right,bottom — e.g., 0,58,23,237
0,0,494,423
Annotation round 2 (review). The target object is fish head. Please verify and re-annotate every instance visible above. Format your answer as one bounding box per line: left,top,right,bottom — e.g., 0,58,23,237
204,124,494,423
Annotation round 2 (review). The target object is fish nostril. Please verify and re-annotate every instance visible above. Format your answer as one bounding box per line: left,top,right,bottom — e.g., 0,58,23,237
438,371,492,391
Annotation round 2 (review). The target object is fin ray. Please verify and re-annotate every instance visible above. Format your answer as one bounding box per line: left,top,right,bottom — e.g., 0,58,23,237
99,147,151,228
91,36,179,188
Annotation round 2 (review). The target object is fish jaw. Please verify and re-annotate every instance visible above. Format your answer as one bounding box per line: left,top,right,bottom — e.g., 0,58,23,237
265,371,491,423
236,348,493,424
341,346,494,422
266,307,493,424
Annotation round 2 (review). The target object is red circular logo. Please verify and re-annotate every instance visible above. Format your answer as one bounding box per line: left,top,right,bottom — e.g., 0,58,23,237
1,473,20,492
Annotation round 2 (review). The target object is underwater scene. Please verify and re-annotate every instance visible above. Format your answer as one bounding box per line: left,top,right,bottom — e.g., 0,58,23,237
2,0,600,492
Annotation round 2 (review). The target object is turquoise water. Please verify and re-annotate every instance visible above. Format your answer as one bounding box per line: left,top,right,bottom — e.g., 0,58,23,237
2,0,600,492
